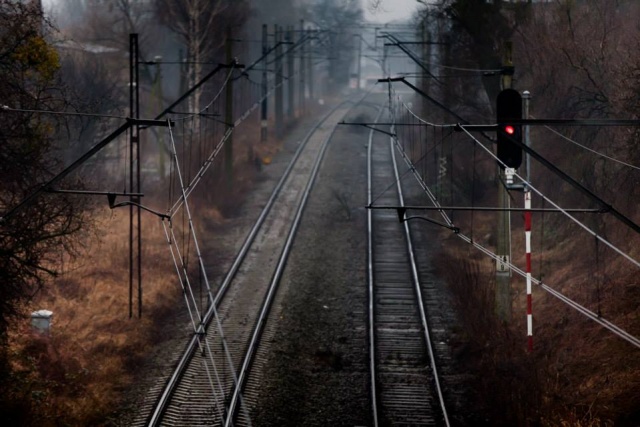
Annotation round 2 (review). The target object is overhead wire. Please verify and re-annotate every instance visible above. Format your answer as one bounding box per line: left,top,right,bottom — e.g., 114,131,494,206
170,65,237,123
457,227,640,349
388,112,453,228
161,220,226,413
534,115,640,171
398,72,495,79
595,236,602,316
0,105,127,120
539,197,547,283
464,130,639,341
385,101,640,348
398,91,639,233
369,92,438,206
458,126,640,269
168,54,328,217
166,121,247,417
435,64,503,73
401,99,455,128
470,130,478,242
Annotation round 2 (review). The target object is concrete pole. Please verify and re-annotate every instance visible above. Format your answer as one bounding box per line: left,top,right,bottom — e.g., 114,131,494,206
299,20,306,114
179,49,188,98
421,22,429,115
128,33,142,318
356,34,362,90
153,57,166,179
444,34,453,206
275,25,284,139
496,41,513,322
225,28,234,185
287,26,295,120
307,30,314,102
523,90,531,184
261,24,268,142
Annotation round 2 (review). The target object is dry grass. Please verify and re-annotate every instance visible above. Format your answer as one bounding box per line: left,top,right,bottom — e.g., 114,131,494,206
1,102,321,424
438,221,640,426
6,208,182,425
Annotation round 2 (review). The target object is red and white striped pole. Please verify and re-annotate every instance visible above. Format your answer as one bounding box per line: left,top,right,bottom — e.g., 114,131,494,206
524,189,533,352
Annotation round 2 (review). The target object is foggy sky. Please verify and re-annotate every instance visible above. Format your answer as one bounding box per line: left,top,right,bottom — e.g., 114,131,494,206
364,0,420,23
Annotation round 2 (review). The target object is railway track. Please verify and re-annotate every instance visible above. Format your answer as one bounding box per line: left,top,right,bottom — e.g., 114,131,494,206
132,100,356,426
367,112,450,426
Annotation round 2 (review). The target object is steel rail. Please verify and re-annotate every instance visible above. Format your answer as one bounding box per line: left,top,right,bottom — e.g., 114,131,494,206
367,107,451,425
366,106,385,427
390,127,451,426
389,115,640,352
146,101,354,427
224,102,355,426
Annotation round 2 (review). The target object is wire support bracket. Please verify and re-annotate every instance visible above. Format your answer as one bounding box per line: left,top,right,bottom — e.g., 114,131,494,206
339,121,396,137
0,118,172,224
109,200,170,220
393,206,460,233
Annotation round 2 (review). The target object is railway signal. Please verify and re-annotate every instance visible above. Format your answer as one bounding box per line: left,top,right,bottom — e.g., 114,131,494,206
496,88,523,169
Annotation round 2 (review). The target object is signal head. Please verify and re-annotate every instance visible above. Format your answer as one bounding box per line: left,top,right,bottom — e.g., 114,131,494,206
496,89,523,169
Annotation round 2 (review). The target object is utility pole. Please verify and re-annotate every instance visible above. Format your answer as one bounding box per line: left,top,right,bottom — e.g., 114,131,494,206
523,91,532,184
129,33,142,318
275,25,284,139
179,49,187,99
443,34,452,206
421,22,428,114
152,56,166,179
287,26,295,121
299,20,305,114
496,41,514,322
356,33,362,90
225,28,234,185
261,24,268,142
307,29,314,102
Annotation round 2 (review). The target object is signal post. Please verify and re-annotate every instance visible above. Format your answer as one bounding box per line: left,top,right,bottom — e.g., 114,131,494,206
495,42,521,322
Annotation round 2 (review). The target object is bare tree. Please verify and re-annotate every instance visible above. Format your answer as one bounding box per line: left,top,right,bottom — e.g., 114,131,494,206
306,0,363,89
514,0,640,210
156,0,249,115
69,0,156,49
0,0,88,348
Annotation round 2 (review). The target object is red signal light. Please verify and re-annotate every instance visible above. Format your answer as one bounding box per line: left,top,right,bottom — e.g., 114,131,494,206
496,89,523,168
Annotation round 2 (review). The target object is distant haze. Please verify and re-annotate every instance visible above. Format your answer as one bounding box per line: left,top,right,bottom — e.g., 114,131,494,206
364,0,420,23
43,0,421,26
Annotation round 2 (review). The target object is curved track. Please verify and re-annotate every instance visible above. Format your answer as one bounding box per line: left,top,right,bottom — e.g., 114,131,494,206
367,113,450,426
137,101,356,426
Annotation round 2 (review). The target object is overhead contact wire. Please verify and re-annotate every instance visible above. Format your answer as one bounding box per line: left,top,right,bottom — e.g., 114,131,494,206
160,220,226,415
386,106,640,349
393,122,640,348
535,115,640,170
167,122,246,417
458,126,640,269
389,123,451,426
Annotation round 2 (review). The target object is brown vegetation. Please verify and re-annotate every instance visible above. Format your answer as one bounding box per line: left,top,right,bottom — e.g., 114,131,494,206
438,238,640,426
3,210,178,425
415,1,640,425
0,0,352,424
1,86,320,424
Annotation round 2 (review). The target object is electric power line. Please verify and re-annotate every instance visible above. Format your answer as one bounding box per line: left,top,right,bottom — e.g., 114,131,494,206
387,102,640,349
1,105,126,120
533,115,640,171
